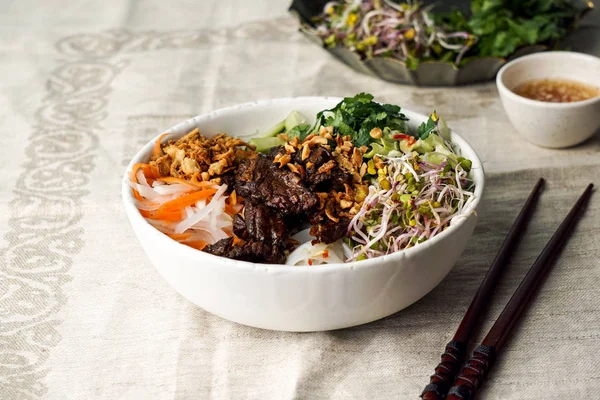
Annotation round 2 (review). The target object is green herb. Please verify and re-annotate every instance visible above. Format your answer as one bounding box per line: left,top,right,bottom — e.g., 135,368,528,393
416,117,436,139
438,0,585,59
315,93,409,148
286,123,313,142
415,110,441,139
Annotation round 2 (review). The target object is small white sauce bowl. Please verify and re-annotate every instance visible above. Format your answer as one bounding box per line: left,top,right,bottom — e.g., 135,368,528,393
122,97,484,332
497,51,600,148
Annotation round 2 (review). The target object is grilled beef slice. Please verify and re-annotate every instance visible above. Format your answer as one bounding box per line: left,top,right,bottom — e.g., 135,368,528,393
234,155,318,215
216,144,358,262
233,202,287,245
204,237,286,264
216,202,297,264
308,214,351,244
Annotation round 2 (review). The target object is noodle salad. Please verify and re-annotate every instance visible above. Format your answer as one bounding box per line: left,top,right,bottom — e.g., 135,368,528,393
128,94,476,265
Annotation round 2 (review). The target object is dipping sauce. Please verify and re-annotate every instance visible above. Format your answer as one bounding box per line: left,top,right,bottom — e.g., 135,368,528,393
514,78,600,103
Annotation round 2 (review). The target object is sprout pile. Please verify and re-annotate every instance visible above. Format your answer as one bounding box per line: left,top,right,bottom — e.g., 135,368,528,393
345,147,475,261
314,0,476,67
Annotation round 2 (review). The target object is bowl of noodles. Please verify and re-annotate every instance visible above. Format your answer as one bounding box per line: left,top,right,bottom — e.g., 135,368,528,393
122,94,484,331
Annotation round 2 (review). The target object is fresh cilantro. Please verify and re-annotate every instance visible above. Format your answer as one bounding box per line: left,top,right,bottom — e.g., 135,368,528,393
286,123,313,142
338,121,355,137
464,0,581,58
315,93,409,148
416,117,437,140
433,0,585,62
350,93,375,103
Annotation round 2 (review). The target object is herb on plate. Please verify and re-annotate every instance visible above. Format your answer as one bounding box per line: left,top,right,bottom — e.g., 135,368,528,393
315,93,408,148
312,0,587,69
437,0,586,59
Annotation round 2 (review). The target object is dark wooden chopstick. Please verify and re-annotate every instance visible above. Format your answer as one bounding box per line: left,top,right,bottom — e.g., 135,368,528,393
421,178,545,400
446,183,594,400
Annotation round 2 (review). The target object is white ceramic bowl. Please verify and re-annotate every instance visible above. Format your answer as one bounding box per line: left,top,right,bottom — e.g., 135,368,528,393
497,51,600,148
122,97,484,332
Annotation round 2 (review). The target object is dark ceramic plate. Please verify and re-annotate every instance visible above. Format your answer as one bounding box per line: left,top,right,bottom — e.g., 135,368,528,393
290,0,593,86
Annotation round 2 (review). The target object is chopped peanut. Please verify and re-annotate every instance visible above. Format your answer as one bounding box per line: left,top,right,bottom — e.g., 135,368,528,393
317,160,336,174
370,127,382,139
275,154,292,168
301,144,311,161
287,163,304,176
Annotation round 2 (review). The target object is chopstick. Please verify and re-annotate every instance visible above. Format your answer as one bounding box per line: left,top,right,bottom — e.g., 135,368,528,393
445,183,594,400
421,178,545,400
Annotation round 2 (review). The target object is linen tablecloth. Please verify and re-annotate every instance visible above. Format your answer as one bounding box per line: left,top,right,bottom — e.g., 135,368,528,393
2,1,599,399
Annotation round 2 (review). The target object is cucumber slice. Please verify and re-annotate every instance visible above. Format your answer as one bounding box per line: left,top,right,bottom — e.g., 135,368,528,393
364,142,385,158
260,119,286,138
284,110,307,131
249,137,286,153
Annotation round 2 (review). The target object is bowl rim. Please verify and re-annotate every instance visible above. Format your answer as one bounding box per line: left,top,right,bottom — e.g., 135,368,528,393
496,51,600,109
122,96,485,272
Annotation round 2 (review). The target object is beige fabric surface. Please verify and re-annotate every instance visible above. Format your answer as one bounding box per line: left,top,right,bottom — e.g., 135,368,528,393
1,1,599,399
